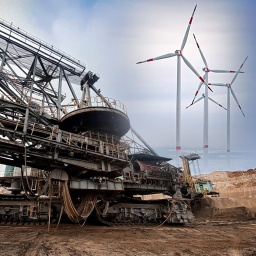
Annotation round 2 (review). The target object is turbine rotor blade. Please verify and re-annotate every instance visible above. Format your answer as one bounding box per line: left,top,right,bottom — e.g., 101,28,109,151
136,52,176,64
194,94,205,104
186,94,204,108
181,55,212,91
192,83,203,104
230,56,248,85
210,69,244,74
191,74,206,104
208,97,227,110
193,34,208,67
185,103,193,109
229,86,245,117
209,83,227,87
180,5,197,51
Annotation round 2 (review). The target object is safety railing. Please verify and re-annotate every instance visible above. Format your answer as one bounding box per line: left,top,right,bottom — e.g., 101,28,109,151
64,96,128,116
0,95,128,119
49,127,129,161
0,115,129,162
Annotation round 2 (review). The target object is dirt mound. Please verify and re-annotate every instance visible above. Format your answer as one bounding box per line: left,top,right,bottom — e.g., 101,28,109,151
194,169,256,221
226,169,256,178
194,196,255,221
196,169,256,200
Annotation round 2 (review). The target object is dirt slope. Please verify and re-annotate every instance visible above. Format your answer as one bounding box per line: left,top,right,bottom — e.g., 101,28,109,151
194,169,256,220
198,169,256,199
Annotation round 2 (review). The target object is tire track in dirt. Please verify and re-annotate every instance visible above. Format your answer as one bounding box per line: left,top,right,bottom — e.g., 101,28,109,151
0,222,255,256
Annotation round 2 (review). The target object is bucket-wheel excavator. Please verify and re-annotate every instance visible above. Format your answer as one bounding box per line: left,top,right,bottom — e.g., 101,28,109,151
0,19,194,225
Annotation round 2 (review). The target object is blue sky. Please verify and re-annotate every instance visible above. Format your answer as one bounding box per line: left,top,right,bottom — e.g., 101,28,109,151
0,0,255,173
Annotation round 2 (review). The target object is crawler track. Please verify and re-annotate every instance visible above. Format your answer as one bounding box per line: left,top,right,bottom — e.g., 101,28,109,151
94,196,194,226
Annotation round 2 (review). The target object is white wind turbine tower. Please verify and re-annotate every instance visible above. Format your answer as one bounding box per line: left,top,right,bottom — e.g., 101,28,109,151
136,5,208,161
209,57,248,161
189,34,244,170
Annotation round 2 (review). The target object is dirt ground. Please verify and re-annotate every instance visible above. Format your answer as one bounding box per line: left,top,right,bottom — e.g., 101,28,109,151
1,169,256,256
0,219,255,256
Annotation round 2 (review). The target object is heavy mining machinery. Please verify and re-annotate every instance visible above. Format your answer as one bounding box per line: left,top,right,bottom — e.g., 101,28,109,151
180,153,219,197
0,19,194,225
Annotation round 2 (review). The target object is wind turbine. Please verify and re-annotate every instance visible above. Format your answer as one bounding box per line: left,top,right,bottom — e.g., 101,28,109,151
209,56,248,155
136,5,208,160
189,34,244,169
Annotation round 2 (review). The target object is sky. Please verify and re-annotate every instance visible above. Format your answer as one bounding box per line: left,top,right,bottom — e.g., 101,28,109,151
0,0,255,173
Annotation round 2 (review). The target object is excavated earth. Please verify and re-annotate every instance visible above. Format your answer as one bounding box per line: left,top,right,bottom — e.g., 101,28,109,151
0,169,256,256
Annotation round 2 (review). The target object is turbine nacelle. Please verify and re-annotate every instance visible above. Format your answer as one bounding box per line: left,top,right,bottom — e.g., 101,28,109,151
203,67,210,72
175,50,182,56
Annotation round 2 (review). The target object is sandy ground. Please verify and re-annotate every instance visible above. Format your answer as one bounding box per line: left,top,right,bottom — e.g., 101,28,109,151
0,219,255,256
1,169,256,256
